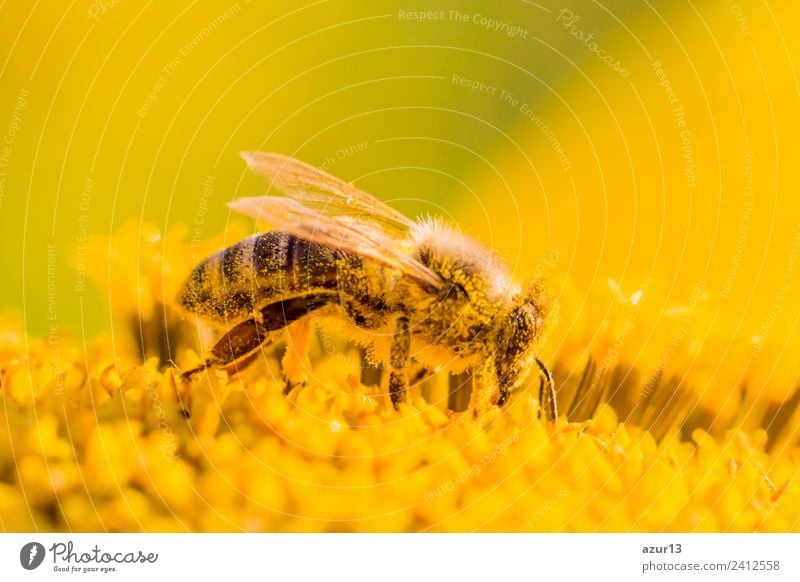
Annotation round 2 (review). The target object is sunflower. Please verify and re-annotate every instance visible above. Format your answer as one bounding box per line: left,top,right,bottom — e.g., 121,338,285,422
0,221,798,532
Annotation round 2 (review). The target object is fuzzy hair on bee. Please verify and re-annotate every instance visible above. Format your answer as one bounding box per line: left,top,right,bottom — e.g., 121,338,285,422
178,152,557,421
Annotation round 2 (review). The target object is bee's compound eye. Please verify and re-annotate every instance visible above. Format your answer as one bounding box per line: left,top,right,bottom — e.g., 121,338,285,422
523,302,540,337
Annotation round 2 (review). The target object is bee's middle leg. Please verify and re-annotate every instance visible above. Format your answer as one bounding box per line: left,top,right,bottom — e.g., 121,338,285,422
468,355,499,416
388,316,410,409
281,317,314,394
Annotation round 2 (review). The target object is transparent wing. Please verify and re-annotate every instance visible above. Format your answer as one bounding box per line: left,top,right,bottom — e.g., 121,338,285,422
229,195,441,289
241,151,414,236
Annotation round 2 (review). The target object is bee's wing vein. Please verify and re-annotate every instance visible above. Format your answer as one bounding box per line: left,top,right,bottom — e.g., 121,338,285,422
229,195,441,290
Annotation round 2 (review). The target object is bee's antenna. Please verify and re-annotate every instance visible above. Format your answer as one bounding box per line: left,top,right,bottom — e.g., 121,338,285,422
535,357,557,422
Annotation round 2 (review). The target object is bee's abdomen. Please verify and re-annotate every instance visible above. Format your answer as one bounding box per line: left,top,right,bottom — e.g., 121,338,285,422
178,232,343,325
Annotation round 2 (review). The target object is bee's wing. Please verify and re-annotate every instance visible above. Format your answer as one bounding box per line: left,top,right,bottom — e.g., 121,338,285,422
240,152,415,236
229,196,442,290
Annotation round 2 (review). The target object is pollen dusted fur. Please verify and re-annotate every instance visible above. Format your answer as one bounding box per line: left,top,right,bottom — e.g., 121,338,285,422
178,153,557,419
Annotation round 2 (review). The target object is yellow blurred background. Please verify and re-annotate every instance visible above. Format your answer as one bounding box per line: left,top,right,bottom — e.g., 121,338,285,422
1,1,799,405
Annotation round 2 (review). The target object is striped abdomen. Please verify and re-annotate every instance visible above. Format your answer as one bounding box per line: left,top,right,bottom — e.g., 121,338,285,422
178,231,347,325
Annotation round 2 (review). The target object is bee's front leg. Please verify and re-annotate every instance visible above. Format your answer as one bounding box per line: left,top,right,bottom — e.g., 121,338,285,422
468,351,558,422
469,352,499,416
388,316,410,409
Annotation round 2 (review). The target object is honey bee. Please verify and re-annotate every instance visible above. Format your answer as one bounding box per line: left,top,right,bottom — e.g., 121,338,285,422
178,152,557,420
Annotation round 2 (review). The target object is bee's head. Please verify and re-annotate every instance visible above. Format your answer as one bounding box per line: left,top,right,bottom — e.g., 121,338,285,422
493,282,554,403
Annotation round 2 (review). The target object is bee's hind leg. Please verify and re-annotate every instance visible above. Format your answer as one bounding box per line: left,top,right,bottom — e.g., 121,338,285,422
388,316,410,409
282,317,314,395
535,357,558,422
183,293,337,382
182,317,275,381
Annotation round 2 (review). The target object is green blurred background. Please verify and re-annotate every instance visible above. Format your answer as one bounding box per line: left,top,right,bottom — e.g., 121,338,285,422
2,0,800,398
0,0,631,335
